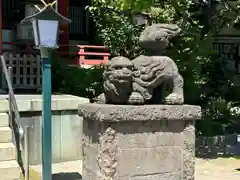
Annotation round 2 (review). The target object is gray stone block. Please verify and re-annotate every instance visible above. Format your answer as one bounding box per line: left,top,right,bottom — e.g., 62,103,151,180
83,145,98,173
79,104,201,180
116,121,184,149
78,104,201,122
116,147,181,177
119,172,182,180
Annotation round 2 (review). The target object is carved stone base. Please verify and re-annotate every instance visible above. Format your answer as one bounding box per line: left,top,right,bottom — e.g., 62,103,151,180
78,104,201,180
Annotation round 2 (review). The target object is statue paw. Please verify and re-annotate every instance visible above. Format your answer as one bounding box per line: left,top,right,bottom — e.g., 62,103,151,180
128,92,144,105
165,93,184,105
96,93,106,104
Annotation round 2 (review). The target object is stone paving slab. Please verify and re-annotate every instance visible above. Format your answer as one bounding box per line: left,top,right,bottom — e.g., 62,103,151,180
0,94,89,112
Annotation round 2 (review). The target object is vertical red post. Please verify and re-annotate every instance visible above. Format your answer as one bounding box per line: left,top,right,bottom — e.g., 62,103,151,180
58,0,69,53
0,0,2,54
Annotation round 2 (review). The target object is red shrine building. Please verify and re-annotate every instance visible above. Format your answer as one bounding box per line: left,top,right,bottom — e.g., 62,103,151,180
0,0,110,91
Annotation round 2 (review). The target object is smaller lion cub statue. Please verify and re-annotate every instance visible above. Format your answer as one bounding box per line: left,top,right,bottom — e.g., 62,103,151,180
97,24,184,105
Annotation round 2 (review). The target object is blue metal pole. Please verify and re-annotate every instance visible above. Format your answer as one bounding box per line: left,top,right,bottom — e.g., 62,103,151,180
42,56,52,180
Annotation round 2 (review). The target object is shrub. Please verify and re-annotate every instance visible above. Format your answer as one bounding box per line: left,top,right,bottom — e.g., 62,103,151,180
51,53,104,101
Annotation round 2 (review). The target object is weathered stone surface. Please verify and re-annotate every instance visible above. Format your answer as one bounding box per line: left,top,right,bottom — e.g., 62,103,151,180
119,172,182,180
97,127,117,180
183,121,196,180
83,167,97,180
80,104,201,180
78,104,201,122
116,147,181,177
83,145,98,173
111,120,184,149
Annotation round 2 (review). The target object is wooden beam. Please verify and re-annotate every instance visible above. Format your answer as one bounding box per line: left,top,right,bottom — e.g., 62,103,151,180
0,0,2,54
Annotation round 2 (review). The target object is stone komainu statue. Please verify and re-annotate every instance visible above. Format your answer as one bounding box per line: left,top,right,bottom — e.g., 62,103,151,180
97,23,184,105
97,56,134,104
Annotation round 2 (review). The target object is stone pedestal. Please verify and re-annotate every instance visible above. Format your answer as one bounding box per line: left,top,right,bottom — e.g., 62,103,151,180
78,104,201,180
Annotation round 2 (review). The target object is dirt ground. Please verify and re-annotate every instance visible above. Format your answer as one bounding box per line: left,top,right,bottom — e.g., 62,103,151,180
31,158,240,180
195,158,240,180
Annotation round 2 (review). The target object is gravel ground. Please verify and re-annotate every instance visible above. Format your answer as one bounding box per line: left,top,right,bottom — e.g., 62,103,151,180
31,158,240,180
196,158,240,180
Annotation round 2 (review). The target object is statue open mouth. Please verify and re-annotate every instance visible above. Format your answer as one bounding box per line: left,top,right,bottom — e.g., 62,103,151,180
115,75,132,83
112,72,132,80
119,74,132,79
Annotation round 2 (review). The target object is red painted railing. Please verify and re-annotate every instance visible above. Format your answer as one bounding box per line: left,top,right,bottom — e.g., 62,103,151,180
77,45,110,67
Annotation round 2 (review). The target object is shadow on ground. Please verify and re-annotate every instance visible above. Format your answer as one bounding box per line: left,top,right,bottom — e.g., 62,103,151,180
52,172,82,180
196,134,240,159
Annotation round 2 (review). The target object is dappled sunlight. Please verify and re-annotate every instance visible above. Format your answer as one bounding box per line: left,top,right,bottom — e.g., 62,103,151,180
196,158,240,180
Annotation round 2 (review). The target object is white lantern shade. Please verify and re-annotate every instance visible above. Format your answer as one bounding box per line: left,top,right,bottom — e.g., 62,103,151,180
32,19,59,48
21,5,71,49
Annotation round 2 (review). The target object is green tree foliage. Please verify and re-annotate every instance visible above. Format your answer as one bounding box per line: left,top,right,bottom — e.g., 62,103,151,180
53,0,240,136
87,0,240,135
88,1,144,58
